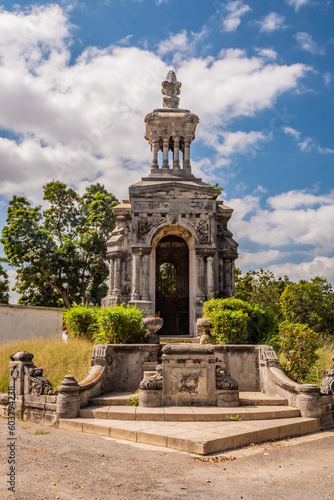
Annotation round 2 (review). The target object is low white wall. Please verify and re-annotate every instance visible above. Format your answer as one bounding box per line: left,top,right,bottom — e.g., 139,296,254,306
0,304,65,344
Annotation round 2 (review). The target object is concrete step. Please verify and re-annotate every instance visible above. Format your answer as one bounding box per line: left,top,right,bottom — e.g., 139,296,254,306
159,337,200,344
240,392,289,406
80,405,300,422
59,416,321,455
89,391,289,407
89,392,134,406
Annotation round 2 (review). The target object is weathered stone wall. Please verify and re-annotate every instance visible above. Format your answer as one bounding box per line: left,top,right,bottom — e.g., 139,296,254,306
0,304,64,344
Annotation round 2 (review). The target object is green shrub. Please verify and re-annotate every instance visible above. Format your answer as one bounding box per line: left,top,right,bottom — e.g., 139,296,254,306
95,304,148,344
203,297,276,344
63,306,100,341
209,309,248,344
279,321,320,383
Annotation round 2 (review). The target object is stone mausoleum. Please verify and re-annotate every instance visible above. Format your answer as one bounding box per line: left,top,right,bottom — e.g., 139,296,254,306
104,71,238,336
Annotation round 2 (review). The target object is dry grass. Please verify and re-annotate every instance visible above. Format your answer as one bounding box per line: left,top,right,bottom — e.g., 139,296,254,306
304,341,334,385
0,337,93,393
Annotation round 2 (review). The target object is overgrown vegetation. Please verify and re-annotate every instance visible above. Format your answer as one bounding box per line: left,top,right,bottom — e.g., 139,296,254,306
203,297,276,345
201,269,334,384
0,337,93,393
279,321,320,383
64,304,148,344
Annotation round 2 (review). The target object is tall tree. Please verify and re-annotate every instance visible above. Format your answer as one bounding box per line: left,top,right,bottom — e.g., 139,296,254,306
235,268,291,316
280,279,334,337
1,181,119,307
0,260,9,304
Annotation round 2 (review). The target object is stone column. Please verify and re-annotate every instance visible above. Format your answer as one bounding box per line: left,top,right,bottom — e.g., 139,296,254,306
183,139,191,170
218,256,224,296
173,136,180,170
131,252,141,300
109,257,115,295
151,138,158,171
196,251,206,301
206,255,214,299
141,252,151,301
224,259,232,297
113,255,122,296
162,138,169,169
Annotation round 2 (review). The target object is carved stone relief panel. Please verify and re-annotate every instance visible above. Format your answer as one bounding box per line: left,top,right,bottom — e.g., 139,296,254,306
138,219,164,242
189,220,209,243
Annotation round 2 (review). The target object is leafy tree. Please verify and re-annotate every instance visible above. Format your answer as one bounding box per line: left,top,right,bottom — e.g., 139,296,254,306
1,181,119,307
279,321,319,383
280,279,334,337
235,268,291,316
0,260,9,304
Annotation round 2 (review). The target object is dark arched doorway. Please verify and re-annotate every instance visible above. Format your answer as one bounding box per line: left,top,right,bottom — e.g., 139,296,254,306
155,235,189,336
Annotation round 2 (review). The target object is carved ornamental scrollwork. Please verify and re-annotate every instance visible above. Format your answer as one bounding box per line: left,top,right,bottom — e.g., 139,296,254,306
184,112,199,123
138,219,163,241
189,220,209,243
145,111,160,122
27,367,57,396
139,366,163,391
320,357,334,395
216,366,238,391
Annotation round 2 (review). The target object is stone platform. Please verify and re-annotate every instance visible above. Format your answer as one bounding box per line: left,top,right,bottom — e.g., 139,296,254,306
59,416,320,455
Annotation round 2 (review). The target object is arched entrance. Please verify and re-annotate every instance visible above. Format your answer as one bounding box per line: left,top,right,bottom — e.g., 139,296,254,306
155,235,189,336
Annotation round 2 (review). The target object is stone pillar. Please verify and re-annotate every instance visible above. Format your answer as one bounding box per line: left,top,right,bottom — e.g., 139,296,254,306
109,257,115,295
131,252,141,300
183,139,191,170
141,252,151,301
162,137,169,169
207,255,214,299
196,252,206,301
151,138,158,171
218,256,224,296
113,255,122,296
173,136,180,170
224,259,232,297
56,375,81,419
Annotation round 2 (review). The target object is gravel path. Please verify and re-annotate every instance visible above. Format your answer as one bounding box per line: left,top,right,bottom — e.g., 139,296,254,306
1,418,333,500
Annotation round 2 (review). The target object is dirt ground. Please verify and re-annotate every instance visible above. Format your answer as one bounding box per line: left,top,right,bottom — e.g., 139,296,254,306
1,417,333,500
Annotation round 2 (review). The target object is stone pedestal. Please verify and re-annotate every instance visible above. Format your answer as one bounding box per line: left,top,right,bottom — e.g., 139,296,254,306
217,390,239,407
297,384,322,418
56,375,81,419
162,344,217,406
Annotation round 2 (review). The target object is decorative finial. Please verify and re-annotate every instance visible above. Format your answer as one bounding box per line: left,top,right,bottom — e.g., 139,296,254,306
161,70,182,109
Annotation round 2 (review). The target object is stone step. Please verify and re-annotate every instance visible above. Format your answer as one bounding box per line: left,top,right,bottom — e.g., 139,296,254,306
80,405,300,422
59,416,320,455
240,392,289,406
159,337,200,344
89,391,289,407
89,392,134,406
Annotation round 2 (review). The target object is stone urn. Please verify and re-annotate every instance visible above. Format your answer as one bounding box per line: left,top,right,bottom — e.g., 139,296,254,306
143,317,164,344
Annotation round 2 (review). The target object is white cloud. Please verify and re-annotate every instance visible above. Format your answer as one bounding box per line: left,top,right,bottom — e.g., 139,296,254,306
256,48,278,60
259,12,286,33
323,71,332,87
228,190,334,253
297,137,314,151
270,256,334,284
157,27,209,60
222,0,251,32
286,0,309,11
295,32,325,55
283,126,301,140
0,6,310,203
318,146,334,154
238,249,288,268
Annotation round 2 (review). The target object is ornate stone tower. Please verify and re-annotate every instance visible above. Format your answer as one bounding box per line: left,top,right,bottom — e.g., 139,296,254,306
104,71,238,336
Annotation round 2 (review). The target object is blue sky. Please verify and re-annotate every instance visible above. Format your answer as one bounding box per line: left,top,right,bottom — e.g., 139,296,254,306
0,0,333,300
